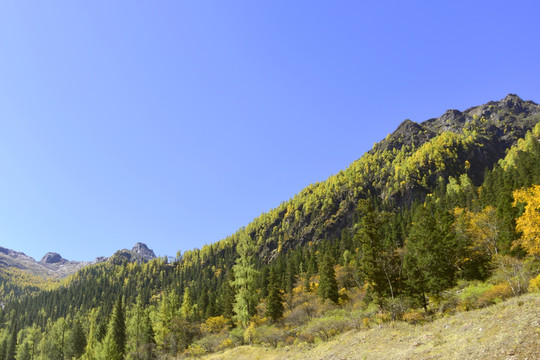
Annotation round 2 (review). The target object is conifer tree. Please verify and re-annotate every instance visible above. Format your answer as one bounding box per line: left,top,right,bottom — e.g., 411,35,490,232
0,337,6,360
265,268,284,323
217,269,235,319
232,233,259,327
355,199,389,302
71,320,86,359
180,288,196,321
101,296,126,360
404,202,457,310
318,254,339,304
5,326,16,360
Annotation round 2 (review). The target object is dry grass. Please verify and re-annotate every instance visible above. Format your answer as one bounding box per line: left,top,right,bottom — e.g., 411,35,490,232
201,292,540,360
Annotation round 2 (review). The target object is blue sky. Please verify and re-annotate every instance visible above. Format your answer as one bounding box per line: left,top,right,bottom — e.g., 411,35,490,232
0,1,538,261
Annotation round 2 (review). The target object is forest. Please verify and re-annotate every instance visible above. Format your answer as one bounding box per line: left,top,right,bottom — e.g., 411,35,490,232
0,97,538,359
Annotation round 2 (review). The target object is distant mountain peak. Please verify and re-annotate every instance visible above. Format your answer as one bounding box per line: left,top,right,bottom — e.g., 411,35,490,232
500,93,525,111
132,242,156,261
108,243,157,265
40,252,65,264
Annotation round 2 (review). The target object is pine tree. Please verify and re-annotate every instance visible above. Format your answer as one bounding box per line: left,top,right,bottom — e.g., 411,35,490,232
180,288,196,321
140,310,156,360
71,320,87,359
101,296,126,360
265,268,284,323
0,337,6,360
5,326,16,360
404,202,457,310
217,269,235,319
318,254,339,304
355,199,389,302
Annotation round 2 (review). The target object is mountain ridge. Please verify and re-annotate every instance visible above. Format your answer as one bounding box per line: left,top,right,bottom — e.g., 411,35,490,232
1,94,538,359
0,242,156,279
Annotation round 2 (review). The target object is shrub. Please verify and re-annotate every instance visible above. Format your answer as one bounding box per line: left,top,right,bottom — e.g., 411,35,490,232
227,327,244,346
477,283,513,307
301,314,351,341
402,309,425,324
243,323,257,345
492,255,532,296
529,273,540,292
436,290,459,315
252,325,286,347
217,338,234,351
383,297,411,320
375,312,391,324
185,344,206,358
284,300,320,327
193,333,228,353
362,317,370,329
201,315,230,335
457,282,492,311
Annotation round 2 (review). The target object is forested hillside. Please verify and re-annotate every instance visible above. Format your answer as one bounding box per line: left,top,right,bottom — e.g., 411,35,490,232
0,94,538,359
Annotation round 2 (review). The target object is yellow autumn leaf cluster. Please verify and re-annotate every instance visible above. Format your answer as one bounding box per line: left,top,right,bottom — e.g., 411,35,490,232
513,185,540,256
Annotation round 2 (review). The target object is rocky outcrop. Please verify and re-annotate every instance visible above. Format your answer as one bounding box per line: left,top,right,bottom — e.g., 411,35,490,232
40,252,65,264
108,243,157,265
132,242,156,261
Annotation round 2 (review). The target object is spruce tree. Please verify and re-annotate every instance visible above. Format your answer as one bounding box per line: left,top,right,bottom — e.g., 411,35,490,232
318,254,339,304
102,296,126,360
71,320,87,359
265,268,284,323
180,288,196,321
217,269,236,319
141,310,156,360
0,338,6,360
403,202,457,310
355,199,388,302
5,326,16,360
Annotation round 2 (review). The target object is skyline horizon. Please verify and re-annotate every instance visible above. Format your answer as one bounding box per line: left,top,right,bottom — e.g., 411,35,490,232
1,1,538,262
2,92,537,262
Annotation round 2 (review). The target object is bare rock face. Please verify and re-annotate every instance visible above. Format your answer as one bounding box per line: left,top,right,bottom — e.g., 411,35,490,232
40,252,65,264
131,242,156,261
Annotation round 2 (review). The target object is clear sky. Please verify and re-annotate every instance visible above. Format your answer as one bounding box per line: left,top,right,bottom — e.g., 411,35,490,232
0,1,538,261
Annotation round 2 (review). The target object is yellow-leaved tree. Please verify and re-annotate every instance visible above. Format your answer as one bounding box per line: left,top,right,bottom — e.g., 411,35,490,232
513,185,540,256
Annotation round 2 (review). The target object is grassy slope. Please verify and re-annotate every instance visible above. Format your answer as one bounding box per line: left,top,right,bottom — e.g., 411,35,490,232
203,293,540,360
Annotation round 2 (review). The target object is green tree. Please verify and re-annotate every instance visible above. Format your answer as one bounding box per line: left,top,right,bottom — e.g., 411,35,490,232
179,288,196,321
217,269,236,319
355,199,388,302
318,254,339,304
140,310,156,360
5,326,16,360
15,341,31,360
37,318,67,360
232,233,259,327
81,308,100,360
69,320,86,359
101,296,126,360
0,337,6,360
154,290,179,352
404,202,457,310
265,268,284,323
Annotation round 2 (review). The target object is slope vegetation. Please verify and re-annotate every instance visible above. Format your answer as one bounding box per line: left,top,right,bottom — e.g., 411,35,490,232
203,293,540,360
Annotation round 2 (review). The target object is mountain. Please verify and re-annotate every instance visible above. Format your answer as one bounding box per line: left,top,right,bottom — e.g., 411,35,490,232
0,94,538,359
0,242,156,279
244,93,540,260
0,246,89,279
108,242,157,265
